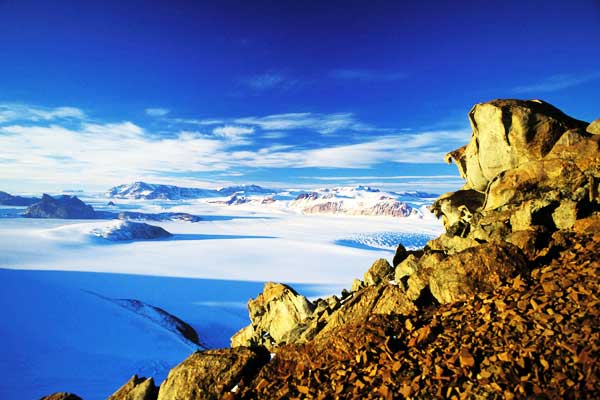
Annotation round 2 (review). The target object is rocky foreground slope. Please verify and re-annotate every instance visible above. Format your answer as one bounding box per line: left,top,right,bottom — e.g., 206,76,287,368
43,99,600,399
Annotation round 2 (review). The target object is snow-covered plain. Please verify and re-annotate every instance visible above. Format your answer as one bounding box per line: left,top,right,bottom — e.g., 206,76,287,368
0,193,443,399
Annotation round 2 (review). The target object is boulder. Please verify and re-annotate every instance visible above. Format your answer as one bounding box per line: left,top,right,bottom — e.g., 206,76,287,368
363,258,394,286
317,284,416,337
394,254,420,285
108,375,158,400
157,347,270,400
231,282,314,348
425,233,480,255
431,189,485,231
587,118,600,135
405,252,445,301
40,394,82,400
484,159,585,211
446,99,588,192
23,194,97,219
429,243,528,304
506,227,549,261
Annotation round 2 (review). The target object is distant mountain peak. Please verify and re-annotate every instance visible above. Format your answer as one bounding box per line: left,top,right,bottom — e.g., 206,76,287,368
106,182,275,200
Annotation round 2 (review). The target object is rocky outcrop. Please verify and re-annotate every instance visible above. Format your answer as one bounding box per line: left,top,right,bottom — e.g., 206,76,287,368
363,258,394,286
23,194,97,219
446,99,589,192
588,118,600,135
40,393,82,400
238,230,600,399
231,282,314,349
156,347,269,400
432,99,599,257
108,375,158,400
91,220,172,241
428,242,528,303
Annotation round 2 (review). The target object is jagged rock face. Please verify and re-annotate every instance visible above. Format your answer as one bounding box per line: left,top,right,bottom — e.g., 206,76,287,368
428,243,528,304
40,393,82,400
317,284,417,338
108,375,158,400
231,282,314,349
363,258,394,286
449,99,588,192
23,194,97,219
157,347,270,400
433,99,599,258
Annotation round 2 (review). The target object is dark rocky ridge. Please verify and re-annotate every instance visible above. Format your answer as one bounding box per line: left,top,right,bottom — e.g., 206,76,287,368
0,190,40,206
24,194,97,219
21,193,202,222
43,99,600,399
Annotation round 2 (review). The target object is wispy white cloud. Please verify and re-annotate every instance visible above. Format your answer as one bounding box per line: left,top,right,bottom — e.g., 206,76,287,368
513,71,600,93
235,112,378,134
261,131,288,139
227,130,470,169
246,73,286,90
0,122,229,188
0,103,85,124
330,69,407,82
243,72,303,92
145,107,170,117
170,118,224,126
212,125,255,140
0,102,470,191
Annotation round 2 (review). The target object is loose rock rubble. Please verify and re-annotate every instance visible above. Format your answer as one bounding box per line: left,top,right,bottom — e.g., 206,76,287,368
238,231,600,399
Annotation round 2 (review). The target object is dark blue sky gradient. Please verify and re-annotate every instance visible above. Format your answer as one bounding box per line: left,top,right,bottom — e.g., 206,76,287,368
0,0,599,191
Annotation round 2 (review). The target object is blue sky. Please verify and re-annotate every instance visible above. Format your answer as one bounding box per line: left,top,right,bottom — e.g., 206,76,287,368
1,0,599,193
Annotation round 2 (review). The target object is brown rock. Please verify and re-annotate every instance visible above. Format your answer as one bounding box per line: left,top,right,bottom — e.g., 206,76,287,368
231,282,314,348
552,199,578,230
451,99,588,191
429,243,528,304
318,284,416,337
405,252,445,301
40,394,82,400
363,258,394,286
157,347,269,400
484,159,585,211
572,214,600,235
108,375,158,400
587,118,600,134
425,233,480,255
431,189,484,231
506,227,548,260
394,254,419,284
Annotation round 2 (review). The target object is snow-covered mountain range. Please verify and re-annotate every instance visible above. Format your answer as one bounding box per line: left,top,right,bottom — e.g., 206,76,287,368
106,181,275,200
105,181,437,218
